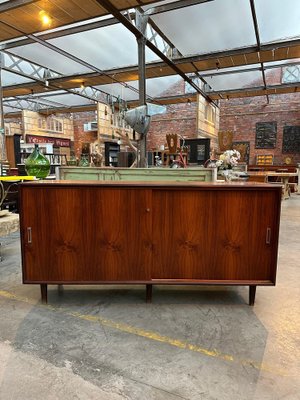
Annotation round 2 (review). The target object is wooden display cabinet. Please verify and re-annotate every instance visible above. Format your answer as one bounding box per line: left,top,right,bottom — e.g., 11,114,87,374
19,181,282,305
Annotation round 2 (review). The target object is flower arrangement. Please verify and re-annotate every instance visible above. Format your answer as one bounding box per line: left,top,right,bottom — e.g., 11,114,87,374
216,149,240,170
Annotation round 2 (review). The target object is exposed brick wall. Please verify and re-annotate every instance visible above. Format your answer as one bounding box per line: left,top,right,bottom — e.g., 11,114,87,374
73,111,97,157
147,79,198,149
147,102,198,149
219,92,300,164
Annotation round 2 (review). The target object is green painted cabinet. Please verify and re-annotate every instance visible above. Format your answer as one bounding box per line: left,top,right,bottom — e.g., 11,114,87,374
59,167,214,182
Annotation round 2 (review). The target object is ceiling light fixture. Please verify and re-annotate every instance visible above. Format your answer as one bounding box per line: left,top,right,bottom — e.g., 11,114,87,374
39,11,52,27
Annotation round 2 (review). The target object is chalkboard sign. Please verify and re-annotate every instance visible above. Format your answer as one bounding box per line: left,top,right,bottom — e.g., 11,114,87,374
255,122,277,149
282,126,300,153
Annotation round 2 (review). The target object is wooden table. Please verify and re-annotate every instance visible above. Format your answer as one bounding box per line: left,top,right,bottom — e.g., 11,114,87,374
266,172,298,199
247,172,268,183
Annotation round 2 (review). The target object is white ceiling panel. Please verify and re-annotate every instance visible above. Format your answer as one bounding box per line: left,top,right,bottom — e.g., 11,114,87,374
9,24,160,78
151,0,256,55
43,93,94,106
2,70,35,86
95,82,139,101
255,0,300,43
147,75,181,97
208,70,263,91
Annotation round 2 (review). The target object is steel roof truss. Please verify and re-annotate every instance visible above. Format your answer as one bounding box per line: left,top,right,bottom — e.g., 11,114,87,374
3,50,61,81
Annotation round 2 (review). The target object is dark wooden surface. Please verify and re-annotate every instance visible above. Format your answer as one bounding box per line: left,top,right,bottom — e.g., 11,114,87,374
20,181,282,304
249,285,257,306
152,189,279,281
248,165,298,173
21,187,152,282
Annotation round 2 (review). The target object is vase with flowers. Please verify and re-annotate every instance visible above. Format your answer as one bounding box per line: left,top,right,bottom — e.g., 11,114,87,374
216,149,241,181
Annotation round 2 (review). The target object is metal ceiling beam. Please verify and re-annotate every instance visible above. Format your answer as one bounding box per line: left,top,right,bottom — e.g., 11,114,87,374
249,0,269,102
1,6,212,107
3,40,300,98
3,80,300,117
3,50,61,80
1,49,111,105
0,20,143,102
3,92,198,116
3,98,66,112
96,0,212,102
210,81,300,98
135,6,181,58
0,17,122,50
41,39,300,82
1,1,213,49
2,30,299,106
4,80,300,116
4,94,67,107
144,0,214,15
4,103,97,116
175,38,300,65
2,11,178,61
0,0,38,13
142,7,211,94
200,61,300,77
146,18,181,57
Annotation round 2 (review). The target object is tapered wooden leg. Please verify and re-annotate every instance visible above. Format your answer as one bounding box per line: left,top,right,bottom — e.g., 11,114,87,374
146,284,152,303
58,284,64,294
249,285,256,306
41,284,48,304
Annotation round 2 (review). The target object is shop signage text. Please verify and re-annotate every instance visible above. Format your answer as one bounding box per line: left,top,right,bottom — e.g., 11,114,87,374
26,134,70,147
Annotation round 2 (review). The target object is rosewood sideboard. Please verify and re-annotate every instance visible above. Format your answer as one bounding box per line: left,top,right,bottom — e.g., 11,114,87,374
19,180,282,305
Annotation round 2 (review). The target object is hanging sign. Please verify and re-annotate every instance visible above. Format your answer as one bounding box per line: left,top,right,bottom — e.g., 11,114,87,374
26,134,70,147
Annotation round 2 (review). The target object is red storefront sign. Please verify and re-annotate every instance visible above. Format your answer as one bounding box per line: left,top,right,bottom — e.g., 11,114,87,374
26,135,71,147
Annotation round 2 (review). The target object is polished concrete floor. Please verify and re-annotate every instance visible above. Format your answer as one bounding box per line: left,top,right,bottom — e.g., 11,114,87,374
0,195,299,400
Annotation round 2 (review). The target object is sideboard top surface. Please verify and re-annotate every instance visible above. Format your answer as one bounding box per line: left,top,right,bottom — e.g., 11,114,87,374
20,180,282,192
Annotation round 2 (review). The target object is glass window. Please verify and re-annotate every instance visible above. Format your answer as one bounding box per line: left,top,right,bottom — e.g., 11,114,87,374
38,117,64,133
282,65,300,83
205,103,216,125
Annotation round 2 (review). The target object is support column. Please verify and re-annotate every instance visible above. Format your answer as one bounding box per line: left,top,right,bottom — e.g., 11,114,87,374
136,10,148,168
0,51,6,162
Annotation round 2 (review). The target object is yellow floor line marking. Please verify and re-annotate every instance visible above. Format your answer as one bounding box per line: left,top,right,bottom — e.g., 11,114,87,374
0,289,287,376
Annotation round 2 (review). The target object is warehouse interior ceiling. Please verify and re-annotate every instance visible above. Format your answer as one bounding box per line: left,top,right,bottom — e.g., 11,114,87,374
0,0,300,116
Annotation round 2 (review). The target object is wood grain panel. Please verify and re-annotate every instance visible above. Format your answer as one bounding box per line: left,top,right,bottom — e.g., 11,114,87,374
21,186,152,282
20,182,280,291
210,191,278,281
152,190,216,279
21,187,86,281
152,189,279,282
80,187,152,280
